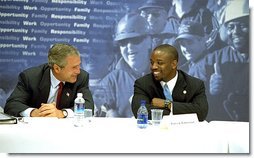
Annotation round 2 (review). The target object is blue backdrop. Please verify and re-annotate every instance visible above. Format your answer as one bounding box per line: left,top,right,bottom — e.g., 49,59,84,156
0,0,249,122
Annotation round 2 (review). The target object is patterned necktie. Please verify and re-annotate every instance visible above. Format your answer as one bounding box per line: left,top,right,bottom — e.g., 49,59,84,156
56,82,63,108
163,84,173,101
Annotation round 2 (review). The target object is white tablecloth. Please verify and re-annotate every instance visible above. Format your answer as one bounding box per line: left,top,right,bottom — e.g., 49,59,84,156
0,117,249,153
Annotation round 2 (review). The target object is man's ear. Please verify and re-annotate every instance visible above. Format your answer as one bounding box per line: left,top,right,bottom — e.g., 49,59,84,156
172,59,178,69
53,64,61,73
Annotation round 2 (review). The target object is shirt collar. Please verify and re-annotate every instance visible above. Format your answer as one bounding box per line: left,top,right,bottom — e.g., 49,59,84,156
50,69,64,88
160,71,178,92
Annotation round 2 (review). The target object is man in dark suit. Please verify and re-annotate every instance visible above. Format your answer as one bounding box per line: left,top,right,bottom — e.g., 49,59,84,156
4,43,94,118
131,44,208,121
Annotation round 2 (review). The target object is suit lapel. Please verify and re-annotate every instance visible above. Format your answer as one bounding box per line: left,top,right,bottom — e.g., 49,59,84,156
157,81,165,98
172,71,187,101
38,67,51,104
151,74,165,98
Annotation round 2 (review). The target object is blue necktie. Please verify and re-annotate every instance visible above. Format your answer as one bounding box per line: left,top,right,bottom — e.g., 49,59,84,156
163,84,173,101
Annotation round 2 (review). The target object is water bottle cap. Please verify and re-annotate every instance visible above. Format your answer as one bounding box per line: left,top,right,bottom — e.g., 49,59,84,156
140,100,146,105
77,93,83,97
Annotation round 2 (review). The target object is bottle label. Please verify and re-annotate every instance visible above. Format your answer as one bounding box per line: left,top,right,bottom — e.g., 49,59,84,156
137,114,148,124
74,103,84,113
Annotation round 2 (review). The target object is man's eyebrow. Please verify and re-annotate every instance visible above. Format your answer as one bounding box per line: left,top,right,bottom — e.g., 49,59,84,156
156,58,164,61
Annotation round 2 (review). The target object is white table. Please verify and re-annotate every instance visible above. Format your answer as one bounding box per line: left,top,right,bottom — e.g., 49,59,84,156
209,121,249,153
0,117,249,153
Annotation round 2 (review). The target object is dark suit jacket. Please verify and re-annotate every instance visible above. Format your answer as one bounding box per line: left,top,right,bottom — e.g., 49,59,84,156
4,64,94,117
131,70,208,121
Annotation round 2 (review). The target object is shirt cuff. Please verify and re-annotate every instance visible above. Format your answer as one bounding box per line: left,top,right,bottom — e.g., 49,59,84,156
170,103,173,115
20,108,34,117
65,109,74,118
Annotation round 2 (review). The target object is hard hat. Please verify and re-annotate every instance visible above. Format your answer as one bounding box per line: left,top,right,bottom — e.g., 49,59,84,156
138,0,170,11
114,12,150,41
224,0,249,24
175,21,205,41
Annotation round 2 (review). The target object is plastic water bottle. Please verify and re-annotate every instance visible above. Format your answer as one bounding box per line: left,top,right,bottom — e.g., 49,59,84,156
137,100,148,129
74,93,85,127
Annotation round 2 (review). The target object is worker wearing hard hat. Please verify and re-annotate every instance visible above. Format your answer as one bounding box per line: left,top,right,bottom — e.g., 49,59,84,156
223,0,249,58
100,12,152,118
113,12,152,75
206,0,249,121
138,0,170,34
138,0,171,49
